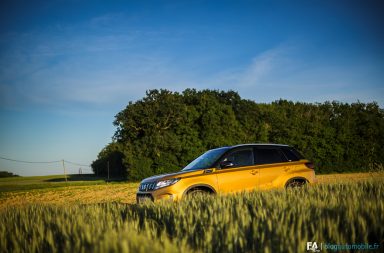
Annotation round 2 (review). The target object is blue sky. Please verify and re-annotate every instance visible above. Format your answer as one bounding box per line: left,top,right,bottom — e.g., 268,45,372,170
0,0,383,176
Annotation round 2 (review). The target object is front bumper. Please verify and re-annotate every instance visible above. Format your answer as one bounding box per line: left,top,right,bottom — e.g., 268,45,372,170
136,185,183,203
136,192,154,203
136,192,177,203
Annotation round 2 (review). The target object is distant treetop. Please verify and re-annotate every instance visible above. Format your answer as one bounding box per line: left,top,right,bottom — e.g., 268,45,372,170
0,171,20,178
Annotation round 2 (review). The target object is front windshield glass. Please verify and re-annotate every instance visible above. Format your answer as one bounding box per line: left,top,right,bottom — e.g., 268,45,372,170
182,147,229,171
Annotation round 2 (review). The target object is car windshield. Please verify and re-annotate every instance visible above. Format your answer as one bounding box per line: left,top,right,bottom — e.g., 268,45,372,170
182,147,229,171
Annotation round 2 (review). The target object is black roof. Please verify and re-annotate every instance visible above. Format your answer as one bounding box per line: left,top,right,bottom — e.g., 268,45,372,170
209,144,291,152
230,143,289,148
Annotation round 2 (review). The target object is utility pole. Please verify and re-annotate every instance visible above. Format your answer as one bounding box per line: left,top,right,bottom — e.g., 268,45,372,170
62,159,67,182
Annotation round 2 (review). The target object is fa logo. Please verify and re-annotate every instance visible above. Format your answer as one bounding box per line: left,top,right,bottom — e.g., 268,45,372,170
307,242,320,252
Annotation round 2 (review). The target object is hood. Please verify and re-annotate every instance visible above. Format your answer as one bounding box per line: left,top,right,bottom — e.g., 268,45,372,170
140,169,202,183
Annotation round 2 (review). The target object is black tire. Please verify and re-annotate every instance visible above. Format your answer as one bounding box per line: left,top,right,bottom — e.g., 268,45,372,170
286,179,306,188
187,188,211,198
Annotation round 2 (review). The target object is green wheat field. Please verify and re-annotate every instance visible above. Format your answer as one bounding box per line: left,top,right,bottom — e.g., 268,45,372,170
0,174,383,253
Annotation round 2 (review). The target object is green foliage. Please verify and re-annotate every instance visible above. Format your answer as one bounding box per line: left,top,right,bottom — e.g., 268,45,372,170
0,171,19,178
91,142,126,178
1,180,383,253
92,89,384,180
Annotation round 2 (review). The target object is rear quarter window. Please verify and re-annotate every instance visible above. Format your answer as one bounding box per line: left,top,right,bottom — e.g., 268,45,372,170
254,148,288,165
281,147,304,161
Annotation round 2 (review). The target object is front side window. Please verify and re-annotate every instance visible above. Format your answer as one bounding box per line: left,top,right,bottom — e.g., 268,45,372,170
222,149,254,168
182,147,230,171
254,148,288,165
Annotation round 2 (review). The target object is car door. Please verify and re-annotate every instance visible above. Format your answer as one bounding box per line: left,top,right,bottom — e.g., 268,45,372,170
215,147,259,193
255,147,290,190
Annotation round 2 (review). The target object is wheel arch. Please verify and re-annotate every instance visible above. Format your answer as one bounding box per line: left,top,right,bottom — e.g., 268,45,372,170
182,184,217,198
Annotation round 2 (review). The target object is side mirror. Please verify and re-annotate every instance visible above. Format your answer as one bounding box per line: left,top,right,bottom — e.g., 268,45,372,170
220,160,234,169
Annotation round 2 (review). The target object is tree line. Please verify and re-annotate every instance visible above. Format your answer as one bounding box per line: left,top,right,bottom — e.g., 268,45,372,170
0,171,20,178
92,89,384,180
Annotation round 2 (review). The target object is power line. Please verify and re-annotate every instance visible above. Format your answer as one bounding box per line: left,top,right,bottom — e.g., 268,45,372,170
64,160,91,167
0,156,91,167
0,156,61,164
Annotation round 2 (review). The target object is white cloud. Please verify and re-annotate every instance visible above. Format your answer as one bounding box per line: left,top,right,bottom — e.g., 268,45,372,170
239,47,283,86
204,44,383,106
1,30,383,112
0,29,176,109
206,44,296,90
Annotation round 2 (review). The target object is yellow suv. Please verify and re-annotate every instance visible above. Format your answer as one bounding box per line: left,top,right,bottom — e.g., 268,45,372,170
136,144,316,202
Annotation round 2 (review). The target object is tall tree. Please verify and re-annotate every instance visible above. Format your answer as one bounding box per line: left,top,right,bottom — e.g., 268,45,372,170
92,89,384,180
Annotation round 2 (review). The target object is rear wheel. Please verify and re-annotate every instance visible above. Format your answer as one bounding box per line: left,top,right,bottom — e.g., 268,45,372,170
286,178,307,188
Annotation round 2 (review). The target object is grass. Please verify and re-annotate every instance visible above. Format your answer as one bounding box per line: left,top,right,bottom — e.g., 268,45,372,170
0,174,108,192
0,172,383,210
0,172,383,252
0,178,383,253
0,174,138,209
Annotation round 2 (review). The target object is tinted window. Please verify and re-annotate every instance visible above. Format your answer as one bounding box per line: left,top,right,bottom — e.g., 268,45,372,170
254,148,288,165
281,147,303,161
222,149,254,168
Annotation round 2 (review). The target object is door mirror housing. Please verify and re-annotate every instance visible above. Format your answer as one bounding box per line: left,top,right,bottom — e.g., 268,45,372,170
220,160,235,169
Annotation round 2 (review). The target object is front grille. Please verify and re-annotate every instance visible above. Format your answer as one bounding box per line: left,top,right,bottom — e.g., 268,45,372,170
139,182,156,192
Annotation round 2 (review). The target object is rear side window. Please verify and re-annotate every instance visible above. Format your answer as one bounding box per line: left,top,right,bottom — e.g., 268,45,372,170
281,147,304,161
254,148,288,165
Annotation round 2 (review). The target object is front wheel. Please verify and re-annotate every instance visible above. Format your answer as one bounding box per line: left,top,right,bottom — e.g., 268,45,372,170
188,189,208,197
186,188,214,200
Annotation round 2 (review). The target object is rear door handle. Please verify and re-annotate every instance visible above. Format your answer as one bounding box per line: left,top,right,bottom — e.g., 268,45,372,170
250,170,258,175
284,167,290,172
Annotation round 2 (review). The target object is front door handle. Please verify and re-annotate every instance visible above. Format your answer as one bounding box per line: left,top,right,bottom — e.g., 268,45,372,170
204,168,214,173
250,170,258,175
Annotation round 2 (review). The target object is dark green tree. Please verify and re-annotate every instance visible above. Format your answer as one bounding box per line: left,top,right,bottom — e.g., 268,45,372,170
92,89,384,180
0,171,20,178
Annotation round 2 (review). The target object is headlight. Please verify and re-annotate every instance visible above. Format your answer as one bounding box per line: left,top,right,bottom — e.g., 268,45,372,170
155,178,180,189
